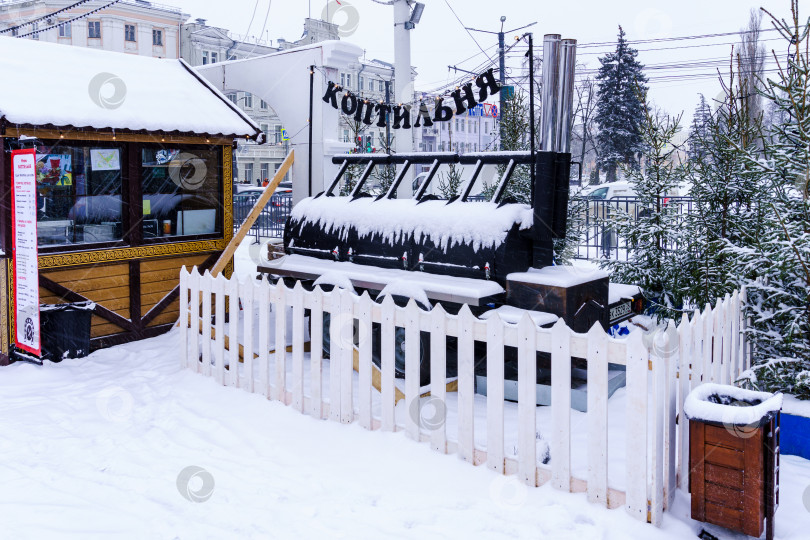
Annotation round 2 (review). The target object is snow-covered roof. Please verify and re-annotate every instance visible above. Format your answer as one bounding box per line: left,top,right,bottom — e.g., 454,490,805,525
0,37,260,138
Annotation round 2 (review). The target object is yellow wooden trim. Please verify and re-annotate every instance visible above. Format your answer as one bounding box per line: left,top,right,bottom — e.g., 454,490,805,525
38,239,227,270
1,127,234,145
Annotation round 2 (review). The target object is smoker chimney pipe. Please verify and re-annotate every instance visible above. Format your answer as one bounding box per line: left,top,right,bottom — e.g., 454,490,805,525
540,34,561,152
556,39,577,153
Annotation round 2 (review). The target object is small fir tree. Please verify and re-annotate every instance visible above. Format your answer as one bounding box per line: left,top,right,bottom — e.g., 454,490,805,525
686,94,713,162
595,26,649,183
601,102,687,319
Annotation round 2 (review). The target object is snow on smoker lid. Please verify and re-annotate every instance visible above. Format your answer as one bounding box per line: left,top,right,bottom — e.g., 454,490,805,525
0,37,259,137
291,196,533,251
507,265,609,288
683,383,782,425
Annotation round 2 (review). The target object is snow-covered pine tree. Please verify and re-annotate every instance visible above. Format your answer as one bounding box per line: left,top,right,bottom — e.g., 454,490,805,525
601,102,687,319
594,26,648,183
683,62,767,310
686,94,713,162
482,90,531,203
732,1,810,398
437,163,463,198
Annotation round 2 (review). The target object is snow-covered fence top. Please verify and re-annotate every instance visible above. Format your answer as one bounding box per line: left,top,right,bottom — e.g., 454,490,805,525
290,196,533,252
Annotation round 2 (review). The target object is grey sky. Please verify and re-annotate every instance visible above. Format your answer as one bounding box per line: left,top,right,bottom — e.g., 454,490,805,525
169,0,795,125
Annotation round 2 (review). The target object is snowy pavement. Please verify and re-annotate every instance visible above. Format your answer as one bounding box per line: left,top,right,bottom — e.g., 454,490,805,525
2,330,810,539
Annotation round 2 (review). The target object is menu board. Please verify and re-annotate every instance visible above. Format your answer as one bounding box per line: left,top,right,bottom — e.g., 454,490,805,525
11,149,41,356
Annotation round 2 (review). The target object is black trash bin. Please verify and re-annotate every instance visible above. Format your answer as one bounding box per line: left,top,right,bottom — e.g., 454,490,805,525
39,301,95,362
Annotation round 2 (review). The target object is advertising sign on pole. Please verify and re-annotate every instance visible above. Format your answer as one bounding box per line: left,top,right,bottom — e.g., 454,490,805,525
11,148,41,356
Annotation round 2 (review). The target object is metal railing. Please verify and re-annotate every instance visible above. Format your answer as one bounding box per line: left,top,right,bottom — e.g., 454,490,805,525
573,196,694,261
233,193,292,241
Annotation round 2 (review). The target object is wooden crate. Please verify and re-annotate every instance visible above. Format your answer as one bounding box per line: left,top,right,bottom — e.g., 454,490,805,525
690,415,779,539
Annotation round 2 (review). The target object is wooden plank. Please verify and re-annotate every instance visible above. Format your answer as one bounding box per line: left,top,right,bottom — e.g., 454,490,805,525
551,319,571,492
624,331,648,522
145,310,180,328
140,268,186,285
357,292,373,429
705,501,743,531
705,463,744,490
380,295,396,432
213,274,226,385
129,260,141,332
42,263,129,281
704,444,744,469
228,276,240,388
242,276,255,392
720,294,731,384
275,282,288,404
404,300,421,440
339,289,354,423
712,298,723,383
651,335,666,526
664,322,678,509
486,313,505,473
259,277,271,398
200,271,213,378
587,323,609,505
690,311,703,391
309,288,324,419
457,305,475,463
704,424,746,450
179,267,189,368
292,282,305,413
705,482,744,508
430,304,448,454
188,269,200,372
703,304,714,383
328,292,341,421
730,291,741,381
517,313,536,486
140,254,210,273
690,421,707,523
211,150,294,277
40,286,131,304
678,314,692,490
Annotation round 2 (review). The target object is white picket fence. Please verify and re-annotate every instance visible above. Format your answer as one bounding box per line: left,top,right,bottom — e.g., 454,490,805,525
178,267,748,527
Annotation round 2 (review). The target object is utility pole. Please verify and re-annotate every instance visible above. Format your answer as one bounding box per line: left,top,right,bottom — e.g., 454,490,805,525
466,18,536,150
393,0,414,197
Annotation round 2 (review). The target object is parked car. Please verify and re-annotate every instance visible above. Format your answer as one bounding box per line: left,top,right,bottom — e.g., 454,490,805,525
233,187,291,230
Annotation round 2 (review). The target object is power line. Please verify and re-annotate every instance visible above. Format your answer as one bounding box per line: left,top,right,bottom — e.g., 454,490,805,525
441,0,496,65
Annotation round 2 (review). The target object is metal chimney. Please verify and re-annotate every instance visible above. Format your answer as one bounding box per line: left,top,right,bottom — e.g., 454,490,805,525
540,34,561,152
555,39,577,153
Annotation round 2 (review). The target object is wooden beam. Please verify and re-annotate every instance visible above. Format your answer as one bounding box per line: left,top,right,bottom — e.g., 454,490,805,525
210,150,294,278
38,274,136,332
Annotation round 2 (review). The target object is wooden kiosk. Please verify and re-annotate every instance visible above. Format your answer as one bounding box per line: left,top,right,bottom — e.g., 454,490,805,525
0,37,261,363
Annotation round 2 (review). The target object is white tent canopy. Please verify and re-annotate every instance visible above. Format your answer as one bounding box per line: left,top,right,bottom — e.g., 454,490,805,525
0,36,259,138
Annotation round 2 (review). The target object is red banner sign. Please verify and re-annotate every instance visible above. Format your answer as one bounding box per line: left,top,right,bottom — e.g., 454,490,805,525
11,148,41,356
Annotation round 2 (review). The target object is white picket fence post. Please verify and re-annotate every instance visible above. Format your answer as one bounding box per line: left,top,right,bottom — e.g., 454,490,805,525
178,270,750,528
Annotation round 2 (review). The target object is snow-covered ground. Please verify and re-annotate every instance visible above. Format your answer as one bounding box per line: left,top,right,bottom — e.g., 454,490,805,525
2,239,809,539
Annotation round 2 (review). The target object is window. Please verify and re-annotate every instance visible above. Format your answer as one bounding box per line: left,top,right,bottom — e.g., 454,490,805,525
358,76,364,91
32,22,38,39
211,52,218,64
260,123,270,141
88,21,101,39
260,99,268,110
260,163,270,183
243,92,253,108
140,147,222,238
379,80,384,92
125,24,136,42
31,141,124,246
369,79,374,92
202,51,209,65
346,74,352,89
226,92,237,104
343,130,349,143
244,163,254,185
275,125,283,144
152,29,163,46
340,73,345,87
58,21,71,38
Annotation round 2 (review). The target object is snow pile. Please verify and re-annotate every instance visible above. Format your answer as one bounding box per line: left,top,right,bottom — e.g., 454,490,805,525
0,37,258,137
378,281,430,308
479,305,558,327
508,265,609,288
313,272,356,293
608,284,641,304
291,196,533,251
683,383,782,425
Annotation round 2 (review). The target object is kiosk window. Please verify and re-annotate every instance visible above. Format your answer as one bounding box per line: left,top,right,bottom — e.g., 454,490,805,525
140,148,222,238
32,142,124,246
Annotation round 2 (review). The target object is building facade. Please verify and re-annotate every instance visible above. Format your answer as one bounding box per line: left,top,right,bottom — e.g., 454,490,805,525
0,0,186,58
